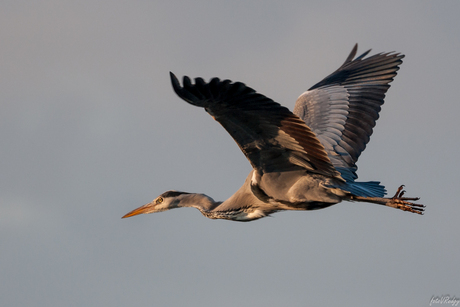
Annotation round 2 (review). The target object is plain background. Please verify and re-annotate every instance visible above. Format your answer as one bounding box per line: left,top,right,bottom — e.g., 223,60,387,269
1,1,459,306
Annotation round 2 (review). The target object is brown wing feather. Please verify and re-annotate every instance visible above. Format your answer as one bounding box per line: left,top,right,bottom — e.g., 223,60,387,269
170,72,341,179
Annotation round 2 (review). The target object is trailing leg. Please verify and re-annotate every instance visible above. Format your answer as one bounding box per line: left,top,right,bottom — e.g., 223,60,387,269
350,185,425,215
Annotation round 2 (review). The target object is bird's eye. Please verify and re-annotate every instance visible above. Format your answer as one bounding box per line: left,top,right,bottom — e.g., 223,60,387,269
156,197,163,204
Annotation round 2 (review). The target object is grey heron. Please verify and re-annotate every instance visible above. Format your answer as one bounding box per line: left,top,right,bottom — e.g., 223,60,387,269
122,44,424,221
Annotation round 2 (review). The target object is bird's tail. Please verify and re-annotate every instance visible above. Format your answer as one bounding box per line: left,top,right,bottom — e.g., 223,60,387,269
327,180,386,198
338,181,387,198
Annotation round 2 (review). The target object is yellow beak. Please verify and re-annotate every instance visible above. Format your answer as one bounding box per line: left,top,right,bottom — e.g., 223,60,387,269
121,203,153,219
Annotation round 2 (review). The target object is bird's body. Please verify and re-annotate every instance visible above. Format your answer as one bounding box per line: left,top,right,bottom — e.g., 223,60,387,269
123,44,424,221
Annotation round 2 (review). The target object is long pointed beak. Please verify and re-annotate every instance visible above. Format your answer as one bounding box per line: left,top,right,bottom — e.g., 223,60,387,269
122,203,153,219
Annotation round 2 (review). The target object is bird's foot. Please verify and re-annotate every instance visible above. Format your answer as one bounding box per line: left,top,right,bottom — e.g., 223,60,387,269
386,185,425,215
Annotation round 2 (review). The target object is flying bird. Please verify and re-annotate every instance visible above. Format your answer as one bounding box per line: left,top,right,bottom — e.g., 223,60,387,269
122,44,424,222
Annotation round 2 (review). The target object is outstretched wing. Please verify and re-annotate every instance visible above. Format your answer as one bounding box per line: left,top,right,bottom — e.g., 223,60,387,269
293,44,404,181
170,72,341,179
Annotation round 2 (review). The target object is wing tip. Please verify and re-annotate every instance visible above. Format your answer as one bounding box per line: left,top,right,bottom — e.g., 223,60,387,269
169,72,204,106
344,44,358,64
170,71,181,94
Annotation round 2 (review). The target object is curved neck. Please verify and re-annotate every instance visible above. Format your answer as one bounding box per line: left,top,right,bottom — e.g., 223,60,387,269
177,193,221,213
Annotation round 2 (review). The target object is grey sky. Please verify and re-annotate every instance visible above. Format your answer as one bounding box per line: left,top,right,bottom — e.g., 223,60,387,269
1,1,459,306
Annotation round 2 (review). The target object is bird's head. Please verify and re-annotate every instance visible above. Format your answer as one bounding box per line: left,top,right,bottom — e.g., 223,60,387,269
122,191,191,218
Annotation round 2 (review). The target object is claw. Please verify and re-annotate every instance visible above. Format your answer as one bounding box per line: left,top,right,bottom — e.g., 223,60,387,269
387,199,425,215
389,185,424,215
392,185,405,198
